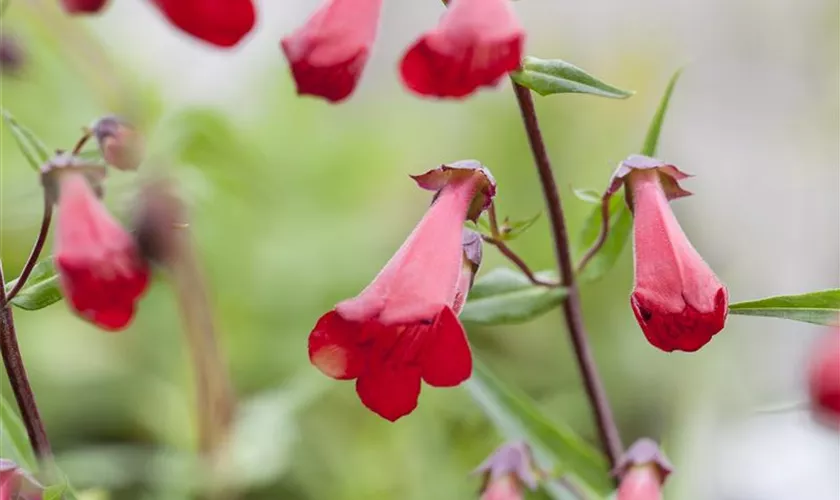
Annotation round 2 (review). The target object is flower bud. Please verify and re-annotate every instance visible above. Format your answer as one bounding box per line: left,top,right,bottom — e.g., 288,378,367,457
132,176,189,267
614,438,673,500
474,442,540,500
0,34,24,76
91,115,144,171
0,460,43,500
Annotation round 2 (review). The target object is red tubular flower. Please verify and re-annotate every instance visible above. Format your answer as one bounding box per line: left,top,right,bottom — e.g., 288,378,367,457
151,0,256,48
280,0,383,103
60,0,109,13
54,171,150,331
400,0,525,98
808,330,840,427
609,155,728,352
308,161,494,421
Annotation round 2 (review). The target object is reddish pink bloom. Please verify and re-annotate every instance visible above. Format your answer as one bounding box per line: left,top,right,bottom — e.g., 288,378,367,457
610,155,728,352
151,0,256,48
60,0,109,13
281,0,382,103
614,438,672,500
308,162,494,421
808,330,840,427
400,0,525,98
54,171,150,331
617,466,663,500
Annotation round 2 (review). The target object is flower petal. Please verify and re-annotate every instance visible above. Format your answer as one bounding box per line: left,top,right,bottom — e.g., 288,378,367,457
421,306,472,387
280,0,383,102
355,362,421,421
308,311,366,380
151,0,255,48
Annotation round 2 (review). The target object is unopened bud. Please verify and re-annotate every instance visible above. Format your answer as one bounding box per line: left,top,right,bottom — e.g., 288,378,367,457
474,442,540,500
0,34,25,76
91,115,144,171
0,459,44,500
614,438,673,500
132,176,189,266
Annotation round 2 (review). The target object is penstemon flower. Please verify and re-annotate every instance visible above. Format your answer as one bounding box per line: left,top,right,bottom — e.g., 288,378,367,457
308,161,495,420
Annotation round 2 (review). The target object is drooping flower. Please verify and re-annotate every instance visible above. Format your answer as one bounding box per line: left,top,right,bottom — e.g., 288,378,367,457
614,438,672,500
280,0,383,102
400,0,525,98
150,0,256,48
60,0,109,14
607,155,728,352
308,161,495,421
808,329,840,427
46,158,150,331
474,441,540,500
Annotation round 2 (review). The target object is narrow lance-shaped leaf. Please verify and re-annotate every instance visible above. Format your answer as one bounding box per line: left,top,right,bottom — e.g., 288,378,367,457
0,393,38,471
574,68,684,282
511,56,634,99
4,258,63,311
500,211,541,241
729,289,840,326
1,108,51,171
465,358,613,498
461,268,566,325
641,68,683,157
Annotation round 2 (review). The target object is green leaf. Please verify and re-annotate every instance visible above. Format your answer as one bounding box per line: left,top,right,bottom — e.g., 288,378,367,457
575,195,633,283
4,258,63,311
501,212,541,241
640,68,683,157
572,189,602,204
465,358,612,498
1,108,52,171
0,392,38,471
511,57,634,99
43,483,68,500
461,268,566,325
729,289,840,326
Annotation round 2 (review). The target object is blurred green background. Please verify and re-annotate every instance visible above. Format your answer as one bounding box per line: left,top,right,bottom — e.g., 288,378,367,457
1,0,838,499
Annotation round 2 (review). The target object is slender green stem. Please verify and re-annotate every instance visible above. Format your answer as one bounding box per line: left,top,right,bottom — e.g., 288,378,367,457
510,80,624,470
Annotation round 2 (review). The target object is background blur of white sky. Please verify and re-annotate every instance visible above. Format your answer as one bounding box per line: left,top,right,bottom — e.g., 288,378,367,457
70,0,840,498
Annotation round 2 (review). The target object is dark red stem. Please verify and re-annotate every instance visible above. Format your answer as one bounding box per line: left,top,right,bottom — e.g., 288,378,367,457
5,197,52,302
575,194,612,275
0,262,53,461
511,80,624,469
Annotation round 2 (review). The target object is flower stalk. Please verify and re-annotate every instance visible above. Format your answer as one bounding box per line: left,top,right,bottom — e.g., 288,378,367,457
510,80,624,470
0,261,53,462
4,196,52,303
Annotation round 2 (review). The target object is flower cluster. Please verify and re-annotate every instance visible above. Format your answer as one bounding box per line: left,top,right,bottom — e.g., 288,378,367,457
281,0,525,102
